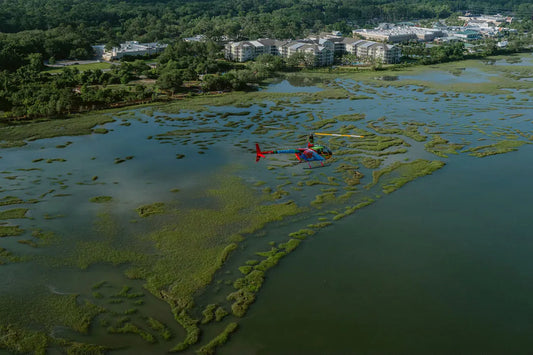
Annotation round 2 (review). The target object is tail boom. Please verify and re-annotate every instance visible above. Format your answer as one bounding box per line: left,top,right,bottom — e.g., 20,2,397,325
255,144,274,162
255,144,299,162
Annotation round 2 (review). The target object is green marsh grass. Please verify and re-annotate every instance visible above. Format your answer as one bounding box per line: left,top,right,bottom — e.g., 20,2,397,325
73,175,300,350
0,248,23,264
92,281,107,290
136,202,165,217
170,310,199,351
0,196,37,206
113,286,144,299
18,240,38,248
307,221,333,229
345,133,406,152
311,192,337,207
4,57,530,353
288,229,315,240
361,157,383,169
89,196,113,203
58,341,107,355
333,113,366,121
367,121,427,142
0,208,28,219
229,211,338,319
0,225,24,237
228,270,265,317
197,322,238,355
215,307,228,322
464,140,527,157
31,230,56,246
332,199,375,221
147,317,172,340
107,322,156,343
0,113,115,147
238,266,253,275
278,238,301,252
92,128,109,134
425,135,464,157
0,292,104,352
368,159,446,194
0,325,48,354
201,304,218,324
44,62,113,74
70,232,147,270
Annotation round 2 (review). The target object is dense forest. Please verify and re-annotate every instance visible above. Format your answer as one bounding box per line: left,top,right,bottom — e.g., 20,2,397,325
2,0,533,41
1,0,533,66
0,40,281,120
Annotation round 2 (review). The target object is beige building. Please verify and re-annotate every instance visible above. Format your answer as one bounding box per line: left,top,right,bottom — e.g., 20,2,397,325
224,39,285,62
101,41,167,61
225,38,334,66
353,26,444,43
458,14,512,26
224,34,401,65
284,41,334,66
355,42,400,63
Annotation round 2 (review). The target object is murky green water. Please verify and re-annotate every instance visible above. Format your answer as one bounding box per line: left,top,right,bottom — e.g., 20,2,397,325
1,57,532,353
222,146,533,354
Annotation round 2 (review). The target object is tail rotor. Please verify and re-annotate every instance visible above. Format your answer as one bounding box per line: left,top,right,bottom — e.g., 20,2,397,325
255,144,266,162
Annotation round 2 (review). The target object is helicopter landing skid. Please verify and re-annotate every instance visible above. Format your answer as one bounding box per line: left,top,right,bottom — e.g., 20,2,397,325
303,163,330,170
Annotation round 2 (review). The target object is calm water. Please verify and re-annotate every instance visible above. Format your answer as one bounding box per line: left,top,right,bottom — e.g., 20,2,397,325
1,62,533,353
261,79,324,93
223,146,533,354
401,67,499,83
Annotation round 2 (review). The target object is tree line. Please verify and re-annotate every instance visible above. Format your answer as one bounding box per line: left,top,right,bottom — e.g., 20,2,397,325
1,0,532,121
2,0,533,45
0,57,157,119
1,0,532,70
0,40,281,120
2,31,532,121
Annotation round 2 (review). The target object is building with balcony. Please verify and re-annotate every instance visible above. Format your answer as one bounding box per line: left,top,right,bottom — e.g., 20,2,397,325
353,26,444,43
98,41,168,61
224,34,400,66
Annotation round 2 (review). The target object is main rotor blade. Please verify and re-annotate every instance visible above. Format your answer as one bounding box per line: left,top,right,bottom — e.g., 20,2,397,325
315,132,364,138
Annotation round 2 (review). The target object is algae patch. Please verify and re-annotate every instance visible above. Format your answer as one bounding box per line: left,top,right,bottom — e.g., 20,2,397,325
0,291,105,354
368,159,446,194
0,225,25,237
66,174,301,352
0,113,115,147
464,140,527,157
89,196,113,203
0,208,28,220
136,202,165,217
425,135,464,157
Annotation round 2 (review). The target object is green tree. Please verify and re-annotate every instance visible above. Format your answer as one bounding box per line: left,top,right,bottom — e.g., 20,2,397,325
157,70,183,94
254,54,285,71
27,53,44,72
201,74,232,91
286,52,316,68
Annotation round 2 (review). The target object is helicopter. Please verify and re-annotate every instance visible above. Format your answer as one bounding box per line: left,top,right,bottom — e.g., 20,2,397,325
255,132,363,168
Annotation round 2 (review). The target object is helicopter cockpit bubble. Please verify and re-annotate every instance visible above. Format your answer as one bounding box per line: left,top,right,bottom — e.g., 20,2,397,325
322,146,333,159
314,146,332,159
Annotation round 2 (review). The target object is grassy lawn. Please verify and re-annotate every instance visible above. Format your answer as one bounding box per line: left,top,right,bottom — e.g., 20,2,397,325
44,62,115,74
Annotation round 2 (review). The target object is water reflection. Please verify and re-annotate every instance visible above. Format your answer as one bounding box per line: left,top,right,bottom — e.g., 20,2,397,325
483,54,533,66
375,75,399,81
401,67,498,83
261,79,323,93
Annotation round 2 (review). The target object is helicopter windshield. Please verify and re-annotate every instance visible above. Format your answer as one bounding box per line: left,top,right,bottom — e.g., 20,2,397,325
314,146,332,159
323,146,332,159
